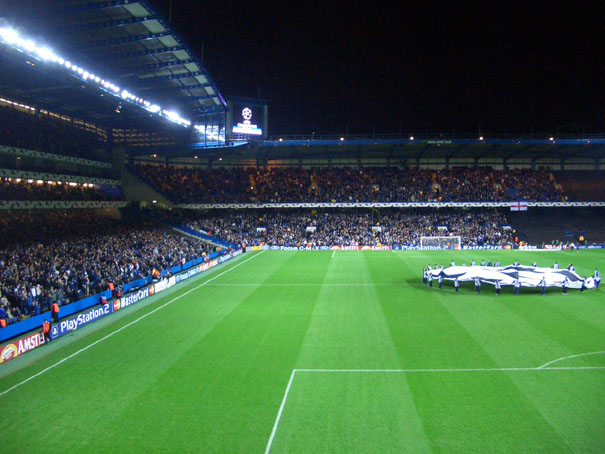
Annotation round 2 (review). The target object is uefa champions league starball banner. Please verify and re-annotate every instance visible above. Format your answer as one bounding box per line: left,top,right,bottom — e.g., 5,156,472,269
427,265,597,289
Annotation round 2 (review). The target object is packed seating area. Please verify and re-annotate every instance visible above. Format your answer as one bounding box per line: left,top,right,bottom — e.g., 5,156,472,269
135,165,565,203
0,210,211,325
163,208,513,248
0,178,122,201
0,105,109,162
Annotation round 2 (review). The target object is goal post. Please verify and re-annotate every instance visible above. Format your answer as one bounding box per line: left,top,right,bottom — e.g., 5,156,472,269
420,236,461,250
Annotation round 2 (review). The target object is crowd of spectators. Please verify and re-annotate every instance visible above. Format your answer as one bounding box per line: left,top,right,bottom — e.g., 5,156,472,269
0,178,122,201
0,210,210,326
135,165,564,203
170,208,513,248
0,105,110,162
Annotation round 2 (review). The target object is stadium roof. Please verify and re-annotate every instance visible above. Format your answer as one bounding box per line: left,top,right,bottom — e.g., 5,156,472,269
0,0,226,127
151,135,605,163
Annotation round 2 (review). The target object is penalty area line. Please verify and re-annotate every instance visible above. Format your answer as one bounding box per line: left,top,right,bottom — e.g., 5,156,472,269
294,366,605,373
0,251,265,398
264,364,605,452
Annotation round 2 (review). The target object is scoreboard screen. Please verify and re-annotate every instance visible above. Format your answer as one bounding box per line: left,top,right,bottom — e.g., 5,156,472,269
231,104,263,136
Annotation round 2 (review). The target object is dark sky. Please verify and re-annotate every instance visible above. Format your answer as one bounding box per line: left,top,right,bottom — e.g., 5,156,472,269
152,0,603,136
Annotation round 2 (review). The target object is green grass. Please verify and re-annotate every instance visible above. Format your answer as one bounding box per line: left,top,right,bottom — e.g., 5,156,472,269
1,250,604,453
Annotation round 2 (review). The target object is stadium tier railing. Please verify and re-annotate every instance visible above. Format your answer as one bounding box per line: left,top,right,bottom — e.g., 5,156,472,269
0,145,112,168
0,201,130,210
0,168,121,186
176,201,605,209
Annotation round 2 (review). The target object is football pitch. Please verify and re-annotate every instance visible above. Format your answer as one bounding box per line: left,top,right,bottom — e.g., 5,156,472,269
1,249,604,453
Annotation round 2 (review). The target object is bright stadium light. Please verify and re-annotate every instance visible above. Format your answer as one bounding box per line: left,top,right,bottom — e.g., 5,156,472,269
21,39,36,52
35,46,56,61
0,27,19,44
0,25,194,129
410,136,414,140
479,136,484,141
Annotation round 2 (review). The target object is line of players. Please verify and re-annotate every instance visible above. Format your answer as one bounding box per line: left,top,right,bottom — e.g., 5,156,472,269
422,261,600,295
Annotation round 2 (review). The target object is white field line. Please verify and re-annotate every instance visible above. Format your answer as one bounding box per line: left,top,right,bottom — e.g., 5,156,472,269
202,283,402,286
264,363,605,452
265,369,297,454
0,251,265,398
294,366,605,373
537,351,605,369
331,249,336,258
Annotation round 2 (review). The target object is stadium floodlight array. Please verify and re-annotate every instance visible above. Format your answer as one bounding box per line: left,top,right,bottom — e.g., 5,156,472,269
0,25,192,128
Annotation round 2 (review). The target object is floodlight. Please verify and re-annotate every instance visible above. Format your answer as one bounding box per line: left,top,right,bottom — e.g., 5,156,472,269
35,46,56,61
21,39,35,52
0,27,19,44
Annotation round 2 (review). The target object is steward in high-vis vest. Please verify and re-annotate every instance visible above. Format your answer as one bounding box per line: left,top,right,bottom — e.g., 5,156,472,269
51,302,60,322
42,320,51,343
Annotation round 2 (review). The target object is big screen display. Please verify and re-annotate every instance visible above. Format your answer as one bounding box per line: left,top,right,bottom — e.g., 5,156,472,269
231,104,263,135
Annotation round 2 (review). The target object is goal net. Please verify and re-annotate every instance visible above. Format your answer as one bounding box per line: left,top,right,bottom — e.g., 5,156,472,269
420,236,461,250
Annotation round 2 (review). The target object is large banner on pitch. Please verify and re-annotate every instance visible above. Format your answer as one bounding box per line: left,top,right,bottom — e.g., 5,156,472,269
428,265,596,289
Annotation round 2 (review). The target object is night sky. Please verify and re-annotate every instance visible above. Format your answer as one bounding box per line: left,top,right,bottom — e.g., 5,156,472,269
150,0,605,136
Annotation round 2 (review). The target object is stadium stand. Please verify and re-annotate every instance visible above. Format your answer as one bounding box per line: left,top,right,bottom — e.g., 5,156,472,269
151,208,513,248
0,103,110,162
509,207,605,245
553,171,605,201
0,178,121,201
133,165,565,203
0,210,214,325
